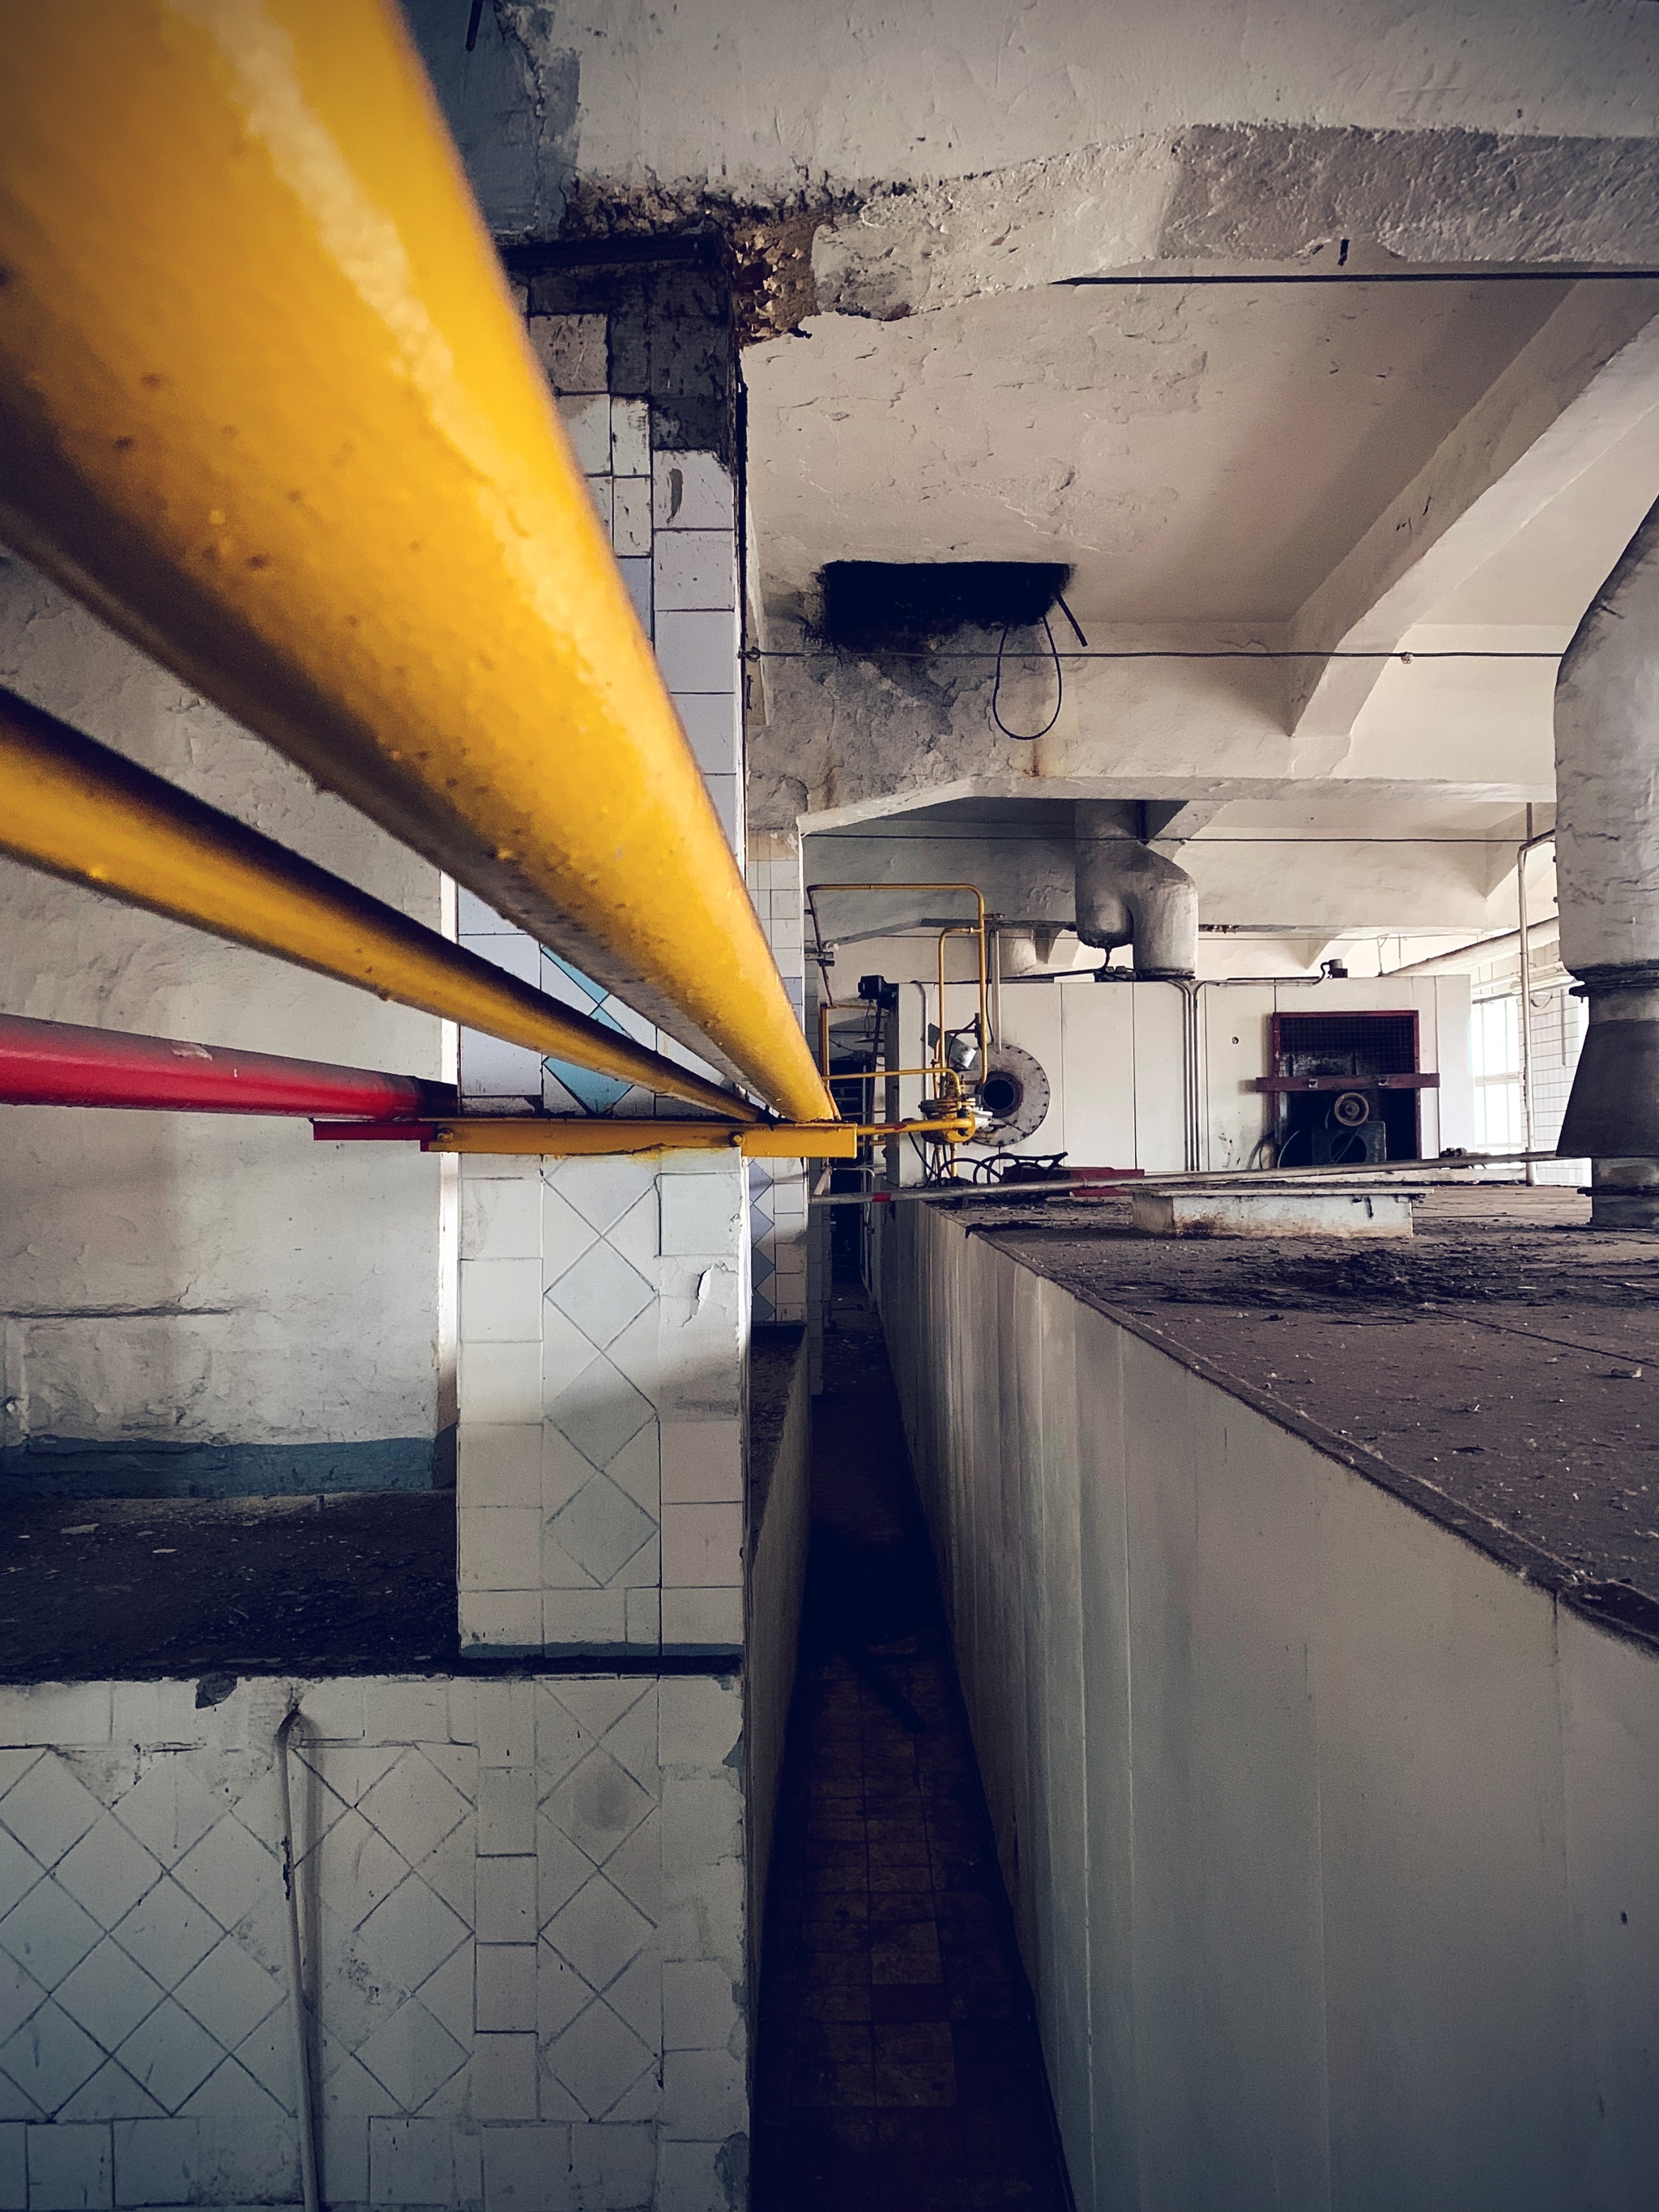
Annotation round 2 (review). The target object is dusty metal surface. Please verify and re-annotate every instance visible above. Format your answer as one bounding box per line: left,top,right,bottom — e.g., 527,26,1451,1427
975,1184,1659,1626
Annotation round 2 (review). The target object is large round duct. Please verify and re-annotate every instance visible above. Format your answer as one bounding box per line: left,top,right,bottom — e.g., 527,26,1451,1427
1073,802,1198,980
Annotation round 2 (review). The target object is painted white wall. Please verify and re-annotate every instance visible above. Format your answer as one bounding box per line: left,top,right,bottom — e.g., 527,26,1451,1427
881,1207,1659,2212
0,557,445,1463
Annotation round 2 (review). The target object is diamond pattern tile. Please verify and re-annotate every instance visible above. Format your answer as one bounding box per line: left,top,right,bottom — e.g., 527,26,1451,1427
53,1818,160,1930
552,1156,657,1234
356,1875,470,1995
109,1877,222,1988
0,1997,102,2115
109,1762,222,1868
354,1997,467,2112
544,1997,653,2120
0,1874,100,1987
548,1356,655,1471
170,1817,272,1933
0,1954,45,2048
173,1937,283,2051
357,1752,471,1866
116,1995,225,2112
0,1831,41,1924
546,1476,656,1587
546,1242,655,1349
53,1938,164,2051
542,1877,653,1993
0,1755,100,1869
544,1752,652,1871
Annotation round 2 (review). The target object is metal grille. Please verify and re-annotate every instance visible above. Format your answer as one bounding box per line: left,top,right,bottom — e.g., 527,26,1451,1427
1273,1011,1419,1079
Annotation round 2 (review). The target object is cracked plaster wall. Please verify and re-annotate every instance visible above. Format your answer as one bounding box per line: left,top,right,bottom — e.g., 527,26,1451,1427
0,559,446,1483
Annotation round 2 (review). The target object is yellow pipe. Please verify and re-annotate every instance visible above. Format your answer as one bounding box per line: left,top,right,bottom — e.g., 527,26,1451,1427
0,1,834,1127
424,1119,858,1158
0,685,754,1123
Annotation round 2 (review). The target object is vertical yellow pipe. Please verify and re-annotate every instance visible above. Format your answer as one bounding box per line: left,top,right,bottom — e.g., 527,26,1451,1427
0,0,836,1125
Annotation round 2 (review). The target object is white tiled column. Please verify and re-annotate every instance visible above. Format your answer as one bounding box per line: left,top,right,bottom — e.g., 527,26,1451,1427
457,1153,747,1658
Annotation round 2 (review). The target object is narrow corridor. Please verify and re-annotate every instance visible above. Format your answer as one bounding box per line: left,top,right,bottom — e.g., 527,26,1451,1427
753,1294,1074,2210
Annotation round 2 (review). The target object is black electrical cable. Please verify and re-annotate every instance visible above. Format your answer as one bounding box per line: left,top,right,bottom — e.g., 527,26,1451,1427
992,615,1063,741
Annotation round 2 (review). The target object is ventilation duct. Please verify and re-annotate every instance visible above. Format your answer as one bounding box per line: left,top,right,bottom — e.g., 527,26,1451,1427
1073,802,1198,980
1555,500,1659,1228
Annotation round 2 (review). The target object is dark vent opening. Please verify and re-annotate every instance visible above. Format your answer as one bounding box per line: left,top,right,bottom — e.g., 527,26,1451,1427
819,560,1072,650
1273,1012,1419,1080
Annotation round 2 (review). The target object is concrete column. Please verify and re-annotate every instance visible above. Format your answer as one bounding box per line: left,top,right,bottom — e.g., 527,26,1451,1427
1555,501,1659,1226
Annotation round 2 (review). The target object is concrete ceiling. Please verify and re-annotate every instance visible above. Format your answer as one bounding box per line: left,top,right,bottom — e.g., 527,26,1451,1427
744,275,1572,623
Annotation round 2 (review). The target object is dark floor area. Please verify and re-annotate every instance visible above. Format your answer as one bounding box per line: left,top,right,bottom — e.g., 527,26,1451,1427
753,1294,1073,2211
0,1490,457,1681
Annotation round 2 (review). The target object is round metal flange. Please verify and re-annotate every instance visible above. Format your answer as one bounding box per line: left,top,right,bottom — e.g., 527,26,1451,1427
1333,1090,1371,1127
975,1044,1051,1148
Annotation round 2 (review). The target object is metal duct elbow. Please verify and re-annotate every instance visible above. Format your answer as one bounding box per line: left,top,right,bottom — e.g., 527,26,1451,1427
1073,802,1198,980
1553,498,1659,1224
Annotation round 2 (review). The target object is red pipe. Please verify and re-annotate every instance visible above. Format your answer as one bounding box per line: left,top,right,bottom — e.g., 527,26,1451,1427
0,1013,456,1119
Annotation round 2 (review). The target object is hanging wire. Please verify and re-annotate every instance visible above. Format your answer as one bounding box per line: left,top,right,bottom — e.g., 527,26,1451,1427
989,595,1090,743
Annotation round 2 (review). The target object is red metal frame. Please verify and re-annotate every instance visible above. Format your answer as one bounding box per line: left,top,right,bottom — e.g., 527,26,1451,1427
0,1014,454,1120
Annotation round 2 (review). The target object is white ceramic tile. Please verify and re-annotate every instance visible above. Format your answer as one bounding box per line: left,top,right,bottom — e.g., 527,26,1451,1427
612,479,652,560
543,1757,652,1873
528,313,605,394
0,1884,100,1992
703,774,740,854
602,1424,659,1519
53,1943,162,2056
361,1683,453,1746
0,1840,37,1932
539,1187,599,1287
659,1421,741,1505
661,1507,742,1592
170,1937,281,2052
458,1426,543,1511
475,1683,536,1775
2,1999,101,2115
458,1509,544,1595
660,1591,744,1651
549,1157,658,1238
615,555,651,633
475,1946,536,2036
460,1591,543,1653
545,1245,655,1352
658,1173,740,1259
169,1820,271,1937
459,1029,546,1101
472,2031,538,2121
106,1882,219,1993
584,475,613,538
477,1773,535,1862
544,2000,652,2123
545,1477,656,1588
613,1601,658,1664
0,1691,111,1754
25,2122,111,2210
556,395,611,475
481,2120,577,2211
104,1770,220,1874
0,2120,19,2210
546,1592,628,1663
461,1342,544,1427
114,1998,222,2115
609,400,650,480
367,2112,458,2206
654,530,736,613
661,1959,738,2052
655,609,739,693
546,1358,655,1473
460,1180,542,1264
462,1259,544,1345
356,1876,470,1997
52,1822,161,1937
355,2000,467,2114
672,693,740,779
0,1760,100,1872
657,1679,741,1773
476,1860,536,1949
652,453,734,533
541,1879,651,1995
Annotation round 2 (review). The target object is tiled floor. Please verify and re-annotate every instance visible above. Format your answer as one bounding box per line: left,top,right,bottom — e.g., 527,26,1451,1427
753,1297,1073,2210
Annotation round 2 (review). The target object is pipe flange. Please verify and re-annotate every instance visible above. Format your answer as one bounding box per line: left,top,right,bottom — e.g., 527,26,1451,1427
975,1045,1051,1148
